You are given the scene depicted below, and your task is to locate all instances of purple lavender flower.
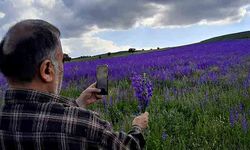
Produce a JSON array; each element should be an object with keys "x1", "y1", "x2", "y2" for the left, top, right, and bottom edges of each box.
[
  {"x1": 241, "y1": 113, "x2": 248, "y2": 133},
  {"x1": 239, "y1": 103, "x2": 244, "y2": 112},
  {"x1": 102, "y1": 96, "x2": 108, "y2": 112},
  {"x1": 162, "y1": 131, "x2": 168, "y2": 141},
  {"x1": 208, "y1": 72, "x2": 218, "y2": 83},
  {"x1": 229, "y1": 103, "x2": 249, "y2": 134},
  {"x1": 164, "y1": 88, "x2": 170, "y2": 101},
  {"x1": 229, "y1": 108, "x2": 236, "y2": 127},
  {"x1": 235, "y1": 110, "x2": 239, "y2": 122},
  {"x1": 243, "y1": 78, "x2": 250, "y2": 97},
  {"x1": 131, "y1": 73, "x2": 153, "y2": 112},
  {"x1": 109, "y1": 96, "x2": 113, "y2": 106}
]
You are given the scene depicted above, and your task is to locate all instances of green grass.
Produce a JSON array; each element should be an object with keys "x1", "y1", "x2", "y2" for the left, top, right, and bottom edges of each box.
[
  {"x1": 201, "y1": 31, "x2": 250, "y2": 43},
  {"x1": 71, "y1": 50, "x2": 144, "y2": 62},
  {"x1": 71, "y1": 48, "x2": 167, "y2": 62}
]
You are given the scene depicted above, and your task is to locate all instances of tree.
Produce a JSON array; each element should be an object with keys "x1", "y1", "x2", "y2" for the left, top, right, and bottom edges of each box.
[
  {"x1": 128, "y1": 48, "x2": 136, "y2": 53},
  {"x1": 63, "y1": 53, "x2": 71, "y2": 62}
]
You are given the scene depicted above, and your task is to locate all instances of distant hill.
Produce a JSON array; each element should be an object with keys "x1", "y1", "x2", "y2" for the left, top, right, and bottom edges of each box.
[
  {"x1": 71, "y1": 31, "x2": 250, "y2": 61},
  {"x1": 72, "y1": 50, "x2": 143, "y2": 62},
  {"x1": 201, "y1": 31, "x2": 250, "y2": 43},
  {"x1": 72, "y1": 48, "x2": 161, "y2": 61}
]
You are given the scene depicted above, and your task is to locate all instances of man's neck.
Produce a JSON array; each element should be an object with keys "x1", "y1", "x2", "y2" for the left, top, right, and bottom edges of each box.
[{"x1": 8, "y1": 80, "x2": 54, "y2": 94}]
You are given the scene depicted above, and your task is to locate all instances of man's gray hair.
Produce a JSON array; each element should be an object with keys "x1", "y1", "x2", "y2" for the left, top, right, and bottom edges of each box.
[{"x1": 0, "y1": 19, "x2": 61, "y2": 82}]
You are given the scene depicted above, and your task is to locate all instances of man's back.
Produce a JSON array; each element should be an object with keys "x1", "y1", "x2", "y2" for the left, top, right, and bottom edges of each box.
[{"x1": 0, "y1": 89, "x2": 145, "y2": 150}]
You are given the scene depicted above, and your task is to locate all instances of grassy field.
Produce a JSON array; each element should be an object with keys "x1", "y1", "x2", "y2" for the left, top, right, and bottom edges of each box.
[
  {"x1": 72, "y1": 48, "x2": 165, "y2": 62},
  {"x1": 201, "y1": 31, "x2": 250, "y2": 43}
]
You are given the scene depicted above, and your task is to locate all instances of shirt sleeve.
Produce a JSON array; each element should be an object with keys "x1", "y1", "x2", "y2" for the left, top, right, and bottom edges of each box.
[
  {"x1": 69, "y1": 101, "x2": 146, "y2": 149},
  {"x1": 97, "y1": 115, "x2": 146, "y2": 150},
  {"x1": 67, "y1": 99, "x2": 79, "y2": 107}
]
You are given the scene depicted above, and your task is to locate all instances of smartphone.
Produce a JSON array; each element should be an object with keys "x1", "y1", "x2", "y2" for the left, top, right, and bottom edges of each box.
[{"x1": 96, "y1": 65, "x2": 108, "y2": 95}]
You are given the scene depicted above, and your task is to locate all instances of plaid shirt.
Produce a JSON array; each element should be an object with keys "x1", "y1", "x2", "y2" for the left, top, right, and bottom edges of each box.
[{"x1": 0, "y1": 89, "x2": 145, "y2": 150}]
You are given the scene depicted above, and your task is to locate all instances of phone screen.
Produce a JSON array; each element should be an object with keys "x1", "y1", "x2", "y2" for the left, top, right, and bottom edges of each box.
[{"x1": 96, "y1": 65, "x2": 108, "y2": 95}]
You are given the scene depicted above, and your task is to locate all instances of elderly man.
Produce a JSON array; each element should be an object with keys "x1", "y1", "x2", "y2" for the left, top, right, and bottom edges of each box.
[{"x1": 0, "y1": 19, "x2": 148, "y2": 150}]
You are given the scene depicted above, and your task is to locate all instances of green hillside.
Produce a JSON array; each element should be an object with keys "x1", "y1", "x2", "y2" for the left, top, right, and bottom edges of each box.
[
  {"x1": 71, "y1": 31, "x2": 250, "y2": 61},
  {"x1": 72, "y1": 48, "x2": 162, "y2": 61},
  {"x1": 72, "y1": 50, "x2": 144, "y2": 62},
  {"x1": 201, "y1": 31, "x2": 250, "y2": 43}
]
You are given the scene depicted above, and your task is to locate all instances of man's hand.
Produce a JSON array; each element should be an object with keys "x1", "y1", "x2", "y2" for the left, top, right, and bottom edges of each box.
[
  {"x1": 132, "y1": 112, "x2": 149, "y2": 130},
  {"x1": 76, "y1": 82, "x2": 102, "y2": 108}
]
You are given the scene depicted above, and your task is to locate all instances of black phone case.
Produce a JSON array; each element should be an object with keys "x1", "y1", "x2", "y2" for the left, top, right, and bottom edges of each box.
[{"x1": 96, "y1": 65, "x2": 108, "y2": 95}]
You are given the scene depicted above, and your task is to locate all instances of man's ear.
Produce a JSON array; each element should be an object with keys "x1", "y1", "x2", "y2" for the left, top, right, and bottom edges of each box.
[{"x1": 39, "y1": 59, "x2": 55, "y2": 82}]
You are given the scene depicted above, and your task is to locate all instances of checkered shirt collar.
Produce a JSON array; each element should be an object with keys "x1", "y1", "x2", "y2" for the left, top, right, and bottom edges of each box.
[{"x1": 4, "y1": 89, "x2": 70, "y2": 105}]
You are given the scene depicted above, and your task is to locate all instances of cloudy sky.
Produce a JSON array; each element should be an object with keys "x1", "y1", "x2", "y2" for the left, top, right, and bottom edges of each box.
[{"x1": 0, "y1": 0, "x2": 250, "y2": 57}]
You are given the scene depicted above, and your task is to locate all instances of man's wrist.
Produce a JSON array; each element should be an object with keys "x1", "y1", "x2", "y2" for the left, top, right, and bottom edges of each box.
[
  {"x1": 71, "y1": 99, "x2": 79, "y2": 107},
  {"x1": 132, "y1": 125, "x2": 143, "y2": 132},
  {"x1": 129, "y1": 125, "x2": 146, "y2": 149},
  {"x1": 75, "y1": 98, "x2": 85, "y2": 108}
]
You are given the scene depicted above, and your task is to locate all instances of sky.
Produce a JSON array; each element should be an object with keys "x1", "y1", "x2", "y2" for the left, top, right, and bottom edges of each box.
[{"x1": 0, "y1": 0, "x2": 250, "y2": 58}]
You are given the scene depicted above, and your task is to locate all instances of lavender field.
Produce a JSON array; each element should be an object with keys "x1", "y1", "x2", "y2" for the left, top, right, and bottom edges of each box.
[{"x1": 1, "y1": 39, "x2": 250, "y2": 149}]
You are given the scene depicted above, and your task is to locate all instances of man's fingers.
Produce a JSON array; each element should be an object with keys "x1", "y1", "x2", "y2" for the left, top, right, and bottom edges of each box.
[
  {"x1": 89, "y1": 82, "x2": 97, "y2": 88},
  {"x1": 95, "y1": 94, "x2": 102, "y2": 99},
  {"x1": 143, "y1": 112, "x2": 149, "y2": 116},
  {"x1": 86, "y1": 88, "x2": 101, "y2": 93}
]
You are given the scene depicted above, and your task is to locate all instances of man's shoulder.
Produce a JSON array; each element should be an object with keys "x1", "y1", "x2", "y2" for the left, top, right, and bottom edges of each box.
[
  {"x1": 51, "y1": 101, "x2": 100, "y2": 120},
  {"x1": 0, "y1": 101, "x2": 108, "y2": 135},
  {"x1": 48, "y1": 102, "x2": 110, "y2": 135}
]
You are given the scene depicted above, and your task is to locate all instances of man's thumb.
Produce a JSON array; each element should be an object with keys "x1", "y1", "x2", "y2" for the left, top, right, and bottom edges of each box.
[
  {"x1": 87, "y1": 88, "x2": 101, "y2": 93},
  {"x1": 144, "y1": 112, "x2": 149, "y2": 116}
]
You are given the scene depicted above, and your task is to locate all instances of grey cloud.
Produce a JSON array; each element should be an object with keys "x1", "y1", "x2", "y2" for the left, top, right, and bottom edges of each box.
[
  {"x1": 57, "y1": 0, "x2": 158, "y2": 37},
  {"x1": 0, "y1": 1, "x2": 21, "y2": 37},
  {"x1": 63, "y1": 0, "x2": 156, "y2": 28},
  {"x1": 58, "y1": 0, "x2": 250, "y2": 36},
  {"x1": 157, "y1": 0, "x2": 250, "y2": 25}
]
